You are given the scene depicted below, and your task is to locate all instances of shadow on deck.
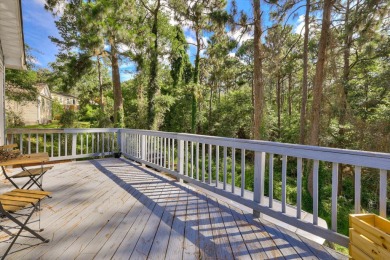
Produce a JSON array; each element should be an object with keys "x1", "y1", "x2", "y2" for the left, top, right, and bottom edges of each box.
[{"x1": 0, "y1": 158, "x2": 347, "y2": 259}]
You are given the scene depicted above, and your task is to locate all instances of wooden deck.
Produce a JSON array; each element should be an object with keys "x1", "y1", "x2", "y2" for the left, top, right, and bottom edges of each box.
[{"x1": 0, "y1": 158, "x2": 347, "y2": 259}]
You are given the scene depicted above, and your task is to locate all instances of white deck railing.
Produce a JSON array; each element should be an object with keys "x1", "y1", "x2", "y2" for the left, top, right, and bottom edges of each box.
[{"x1": 6, "y1": 128, "x2": 390, "y2": 247}]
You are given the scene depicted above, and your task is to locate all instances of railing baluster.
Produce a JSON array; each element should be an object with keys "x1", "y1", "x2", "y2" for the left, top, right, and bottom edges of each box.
[
  {"x1": 141, "y1": 134, "x2": 146, "y2": 164},
  {"x1": 216, "y1": 145, "x2": 219, "y2": 187},
  {"x1": 380, "y1": 169, "x2": 387, "y2": 217},
  {"x1": 160, "y1": 137, "x2": 163, "y2": 166},
  {"x1": 20, "y1": 134, "x2": 23, "y2": 154},
  {"x1": 151, "y1": 135, "x2": 154, "y2": 163},
  {"x1": 282, "y1": 155, "x2": 287, "y2": 213},
  {"x1": 168, "y1": 138, "x2": 171, "y2": 169},
  {"x1": 208, "y1": 144, "x2": 212, "y2": 184},
  {"x1": 196, "y1": 142, "x2": 199, "y2": 180},
  {"x1": 331, "y1": 162, "x2": 338, "y2": 231},
  {"x1": 28, "y1": 133, "x2": 31, "y2": 154},
  {"x1": 297, "y1": 157, "x2": 302, "y2": 219},
  {"x1": 223, "y1": 146, "x2": 227, "y2": 190},
  {"x1": 44, "y1": 133, "x2": 46, "y2": 153},
  {"x1": 232, "y1": 148, "x2": 236, "y2": 193},
  {"x1": 241, "y1": 149, "x2": 245, "y2": 197},
  {"x1": 155, "y1": 136, "x2": 157, "y2": 164},
  {"x1": 36, "y1": 133, "x2": 39, "y2": 153},
  {"x1": 191, "y1": 142, "x2": 194, "y2": 178},
  {"x1": 354, "y1": 166, "x2": 361, "y2": 213},
  {"x1": 154, "y1": 136, "x2": 157, "y2": 164},
  {"x1": 72, "y1": 134, "x2": 77, "y2": 157},
  {"x1": 164, "y1": 138, "x2": 167, "y2": 168},
  {"x1": 65, "y1": 134, "x2": 68, "y2": 156},
  {"x1": 254, "y1": 151, "x2": 265, "y2": 218},
  {"x1": 202, "y1": 143, "x2": 205, "y2": 182},
  {"x1": 313, "y1": 160, "x2": 319, "y2": 225},
  {"x1": 81, "y1": 134, "x2": 83, "y2": 154},
  {"x1": 51, "y1": 134, "x2": 53, "y2": 157},
  {"x1": 102, "y1": 133, "x2": 105, "y2": 155},
  {"x1": 149, "y1": 136, "x2": 152, "y2": 161},
  {"x1": 185, "y1": 140, "x2": 188, "y2": 176},
  {"x1": 172, "y1": 139, "x2": 175, "y2": 170},
  {"x1": 106, "y1": 133, "x2": 109, "y2": 153},
  {"x1": 58, "y1": 133, "x2": 61, "y2": 157},
  {"x1": 156, "y1": 136, "x2": 158, "y2": 164},
  {"x1": 269, "y1": 154, "x2": 274, "y2": 208},
  {"x1": 86, "y1": 134, "x2": 89, "y2": 154},
  {"x1": 152, "y1": 136, "x2": 155, "y2": 164},
  {"x1": 92, "y1": 133, "x2": 95, "y2": 153},
  {"x1": 178, "y1": 139, "x2": 184, "y2": 182}
]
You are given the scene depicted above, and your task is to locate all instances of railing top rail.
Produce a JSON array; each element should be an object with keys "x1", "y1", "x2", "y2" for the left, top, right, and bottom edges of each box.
[
  {"x1": 122, "y1": 129, "x2": 390, "y2": 170},
  {"x1": 6, "y1": 128, "x2": 390, "y2": 169},
  {"x1": 6, "y1": 128, "x2": 120, "y2": 134}
]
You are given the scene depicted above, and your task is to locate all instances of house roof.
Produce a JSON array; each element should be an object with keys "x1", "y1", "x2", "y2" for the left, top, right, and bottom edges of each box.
[
  {"x1": 51, "y1": 92, "x2": 79, "y2": 99},
  {"x1": 0, "y1": 0, "x2": 26, "y2": 70},
  {"x1": 5, "y1": 83, "x2": 51, "y2": 100}
]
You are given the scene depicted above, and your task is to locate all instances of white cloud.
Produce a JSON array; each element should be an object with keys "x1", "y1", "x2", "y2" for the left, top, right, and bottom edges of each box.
[
  {"x1": 30, "y1": 57, "x2": 42, "y2": 66},
  {"x1": 185, "y1": 35, "x2": 197, "y2": 46},
  {"x1": 117, "y1": 43, "x2": 130, "y2": 53},
  {"x1": 227, "y1": 28, "x2": 253, "y2": 45},
  {"x1": 294, "y1": 15, "x2": 305, "y2": 35}
]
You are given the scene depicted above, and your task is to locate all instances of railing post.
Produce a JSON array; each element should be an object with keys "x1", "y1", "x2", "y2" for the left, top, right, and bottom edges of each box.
[
  {"x1": 177, "y1": 138, "x2": 184, "y2": 183},
  {"x1": 71, "y1": 133, "x2": 77, "y2": 157},
  {"x1": 117, "y1": 129, "x2": 122, "y2": 152},
  {"x1": 253, "y1": 151, "x2": 265, "y2": 218},
  {"x1": 141, "y1": 134, "x2": 146, "y2": 166},
  {"x1": 380, "y1": 169, "x2": 387, "y2": 217}
]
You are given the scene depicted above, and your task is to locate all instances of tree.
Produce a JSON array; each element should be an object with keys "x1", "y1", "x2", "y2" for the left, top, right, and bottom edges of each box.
[
  {"x1": 169, "y1": 0, "x2": 227, "y2": 133},
  {"x1": 300, "y1": 0, "x2": 310, "y2": 144},
  {"x1": 5, "y1": 45, "x2": 39, "y2": 102},
  {"x1": 252, "y1": 0, "x2": 265, "y2": 140},
  {"x1": 308, "y1": 0, "x2": 334, "y2": 196}
]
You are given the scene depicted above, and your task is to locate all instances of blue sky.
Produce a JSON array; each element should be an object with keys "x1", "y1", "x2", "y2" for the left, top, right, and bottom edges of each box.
[{"x1": 22, "y1": 0, "x2": 301, "y2": 82}]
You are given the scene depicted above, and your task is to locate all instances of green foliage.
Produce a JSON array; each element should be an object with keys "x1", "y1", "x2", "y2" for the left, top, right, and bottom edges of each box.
[
  {"x1": 6, "y1": 111, "x2": 25, "y2": 128},
  {"x1": 52, "y1": 100, "x2": 65, "y2": 120},
  {"x1": 59, "y1": 110, "x2": 78, "y2": 128}
]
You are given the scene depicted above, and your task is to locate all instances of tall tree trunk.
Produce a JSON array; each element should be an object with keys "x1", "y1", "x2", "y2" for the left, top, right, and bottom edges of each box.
[
  {"x1": 277, "y1": 76, "x2": 281, "y2": 138},
  {"x1": 147, "y1": 2, "x2": 160, "y2": 130},
  {"x1": 288, "y1": 73, "x2": 292, "y2": 117},
  {"x1": 308, "y1": 0, "x2": 333, "y2": 197},
  {"x1": 97, "y1": 55, "x2": 104, "y2": 112},
  {"x1": 252, "y1": 0, "x2": 264, "y2": 140},
  {"x1": 110, "y1": 42, "x2": 124, "y2": 127},
  {"x1": 300, "y1": 0, "x2": 310, "y2": 145},
  {"x1": 192, "y1": 28, "x2": 201, "y2": 134},
  {"x1": 208, "y1": 85, "x2": 213, "y2": 134},
  {"x1": 338, "y1": 0, "x2": 352, "y2": 195}
]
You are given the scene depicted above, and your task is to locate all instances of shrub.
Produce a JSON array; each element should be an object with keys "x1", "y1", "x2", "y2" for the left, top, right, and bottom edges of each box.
[
  {"x1": 59, "y1": 110, "x2": 77, "y2": 128},
  {"x1": 52, "y1": 100, "x2": 64, "y2": 120},
  {"x1": 6, "y1": 111, "x2": 25, "y2": 127}
]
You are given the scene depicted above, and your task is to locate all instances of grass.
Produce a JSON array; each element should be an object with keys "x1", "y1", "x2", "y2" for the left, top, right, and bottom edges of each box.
[{"x1": 22, "y1": 120, "x2": 91, "y2": 129}]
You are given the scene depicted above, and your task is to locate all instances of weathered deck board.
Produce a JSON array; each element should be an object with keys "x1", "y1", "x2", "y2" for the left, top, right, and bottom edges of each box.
[{"x1": 0, "y1": 158, "x2": 348, "y2": 259}]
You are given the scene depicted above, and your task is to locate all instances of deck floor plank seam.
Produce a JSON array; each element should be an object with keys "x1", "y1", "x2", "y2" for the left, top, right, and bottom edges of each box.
[{"x1": 147, "y1": 183, "x2": 182, "y2": 259}]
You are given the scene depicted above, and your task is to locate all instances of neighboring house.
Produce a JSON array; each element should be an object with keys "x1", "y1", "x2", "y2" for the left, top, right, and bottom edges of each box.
[
  {"x1": 0, "y1": 0, "x2": 26, "y2": 145},
  {"x1": 6, "y1": 83, "x2": 52, "y2": 125},
  {"x1": 51, "y1": 92, "x2": 79, "y2": 111}
]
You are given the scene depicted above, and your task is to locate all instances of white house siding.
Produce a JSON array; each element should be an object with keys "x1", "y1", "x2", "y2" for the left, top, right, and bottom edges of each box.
[
  {"x1": 5, "y1": 85, "x2": 52, "y2": 125},
  {"x1": 6, "y1": 100, "x2": 39, "y2": 125},
  {"x1": 51, "y1": 92, "x2": 79, "y2": 110},
  {"x1": 0, "y1": 44, "x2": 5, "y2": 145}
]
